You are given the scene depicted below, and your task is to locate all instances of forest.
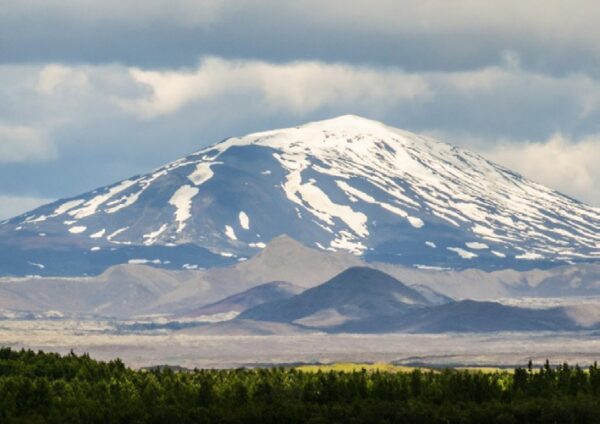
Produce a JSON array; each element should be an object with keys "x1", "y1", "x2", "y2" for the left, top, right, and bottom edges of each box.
[{"x1": 1, "y1": 348, "x2": 600, "y2": 423}]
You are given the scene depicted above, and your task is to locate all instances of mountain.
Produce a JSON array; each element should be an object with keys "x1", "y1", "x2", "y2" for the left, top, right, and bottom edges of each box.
[
  {"x1": 0, "y1": 264, "x2": 192, "y2": 317},
  {"x1": 0, "y1": 236, "x2": 362, "y2": 318},
  {"x1": 238, "y1": 267, "x2": 590, "y2": 333},
  {"x1": 239, "y1": 267, "x2": 431, "y2": 329},
  {"x1": 2, "y1": 115, "x2": 599, "y2": 276},
  {"x1": 180, "y1": 281, "x2": 303, "y2": 318},
  {"x1": 2, "y1": 234, "x2": 600, "y2": 319},
  {"x1": 376, "y1": 262, "x2": 600, "y2": 300},
  {"x1": 365, "y1": 300, "x2": 580, "y2": 333},
  {"x1": 205, "y1": 235, "x2": 363, "y2": 289},
  {"x1": 143, "y1": 235, "x2": 365, "y2": 315}
]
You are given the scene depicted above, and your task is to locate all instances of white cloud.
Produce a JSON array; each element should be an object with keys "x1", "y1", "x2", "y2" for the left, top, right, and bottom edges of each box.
[
  {"x1": 115, "y1": 57, "x2": 600, "y2": 122},
  {"x1": 0, "y1": 195, "x2": 53, "y2": 220},
  {"x1": 119, "y1": 57, "x2": 431, "y2": 118},
  {"x1": 0, "y1": 125, "x2": 56, "y2": 163},
  {"x1": 482, "y1": 134, "x2": 600, "y2": 206},
  {"x1": 36, "y1": 64, "x2": 89, "y2": 94}
]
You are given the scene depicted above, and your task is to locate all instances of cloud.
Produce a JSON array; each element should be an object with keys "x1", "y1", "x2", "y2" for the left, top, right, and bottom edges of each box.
[
  {"x1": 0, "y1": 125, "x2": 56, "y2": 163},
  {"x1": 116, "y1": 58, "x2": 600, "y2": 143},
  {"x1": 36, "y1": 64, "x2": 89, "y2": 95},
  {"x1": 119, "y1": 58, "x2": 432, "y2": 118},
  {"x1": 4, "y1": 0, "x2": 233, "y2": 27},
  {"x1": 5, "y1": 0, "x2": 600, "y2": 78},
  {"x1": 481, "y1": 134, "x2": 600, "y2": 206},
  {"x1": 0, "y1": 195, "x2": 53, "y2": 221},
  {"x1": 2, "y1": 58, "x2": 600, "y2": 207}
]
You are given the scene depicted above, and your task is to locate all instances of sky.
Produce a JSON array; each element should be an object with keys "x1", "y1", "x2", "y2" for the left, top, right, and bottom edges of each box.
[{"x1": 2, "y1": 0, "x2": 600, "y2": 219}]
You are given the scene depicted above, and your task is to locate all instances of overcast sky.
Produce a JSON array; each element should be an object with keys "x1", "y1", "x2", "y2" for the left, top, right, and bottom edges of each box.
[{"x1": 2, "y1": 0, "x2": 600, "y2": 219}]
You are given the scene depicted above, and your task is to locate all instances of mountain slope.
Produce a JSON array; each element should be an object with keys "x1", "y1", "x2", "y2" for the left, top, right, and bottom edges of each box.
[
  {"x1": 372, "y1": 301, "x2": 579, "y2": 333},
  {"x1": 0, "y1": 264, "x2": 191, "y2": 317},
  {"x1": 180, "y1": 281, "x2": 303, "y2": 318},
  {"x1": 205, "y1": 235, "x2": 363, "y2": 289},
  {"x1": 239, "y1": 267, "x2": 430, "y2": 329},
  {"x1": 2, "y1": 115, "x2": 599, "y2": 276}
]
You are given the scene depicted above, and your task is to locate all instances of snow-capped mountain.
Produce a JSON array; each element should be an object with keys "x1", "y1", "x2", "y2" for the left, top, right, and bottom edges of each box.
[{"x1": 2, "y1": 115, "x2": 599, "y2": 276}]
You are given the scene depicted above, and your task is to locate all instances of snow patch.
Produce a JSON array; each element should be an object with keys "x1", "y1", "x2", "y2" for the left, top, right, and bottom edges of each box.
[
  {"x1": 447, "y1": 247, "x2": 478, "y2": 259},
  {"x1": 224, "y1": 225, "x2": 237, "y2": 240},
  {"x1": 414, "y1": 264, "x2": 449, "y2": 270},
  {"x1": 52, "y1": 199, "x2": 84, "y2": 216},
  {"x1": 330, "y1": 230, "x2": 366, "y2": 254},
  {"x1": 425, "y1": 241, "x2": 436, "y2": 248},
  {"x1": 466, "y1": 242, "x2": 489, "y2": 250},
  {"x1": 68, "y1": 226, "x2": 87, "y2": 234},
  {"x1": 407, "y1": 216, "x2": 425, "y2": 228},
  {"x1": 188, "y1": 162, "x2": 219, "y2": 186},
  {"x1": 336, "y1": 180, "x2": 424, "y2": 229},
  {"x1": 107, "y1": 227, "x2": 129, "y2": 242},
  {"x1": 30, "y1": 215, "x2": 47, "y2": 223},
  {"x1": 143, "y1": 224, "x2": 168, "y2": 245},
  {"x1": 516, "y1": 251, "x2": 545, "y2": 260},
  {"x1": 128, "y1": 259, "x2": 162, "y2": 265},
  {"x1": 105, "y1": 170, "x2": 166, "y2": 214},
  {"x1": 69, "y1": 179, "x2": 137, "y2": 219},
  {"x1": 239, "y1": 211, "x2": 250, "y2": 230},
  {"x1": 90, "y1": 229, "x2": 106, "y2": 239},
  {"x1": 274, "y1": 154, "x2": 368, "y2": 238},
  {"x1": 168, "y1": 185, "x2": 199, "y2": 233},
  {"x1": 249, "y1": 242, "x2": 266, "y2": 248}
]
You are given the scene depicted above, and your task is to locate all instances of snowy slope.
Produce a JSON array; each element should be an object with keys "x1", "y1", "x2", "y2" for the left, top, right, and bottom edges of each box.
[{"x1": 1, "y1": 115, "x2": 599, "y2": 276}]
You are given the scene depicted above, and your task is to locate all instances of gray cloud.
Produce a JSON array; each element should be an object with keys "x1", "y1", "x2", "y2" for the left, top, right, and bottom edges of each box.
[{"x1": 3, "y1": 0, "x2": 600, "y2": 77}]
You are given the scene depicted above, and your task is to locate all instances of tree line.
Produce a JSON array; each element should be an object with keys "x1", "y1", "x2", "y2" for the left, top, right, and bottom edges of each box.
[{"x1": 1, "y1": 347, "x2": 600, "y2": 423}]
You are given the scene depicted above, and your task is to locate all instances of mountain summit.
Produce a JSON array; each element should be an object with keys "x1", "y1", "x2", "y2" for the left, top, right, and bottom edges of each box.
[{"x1": 2, "y1": 115, "x2": 599, "y2": 276}]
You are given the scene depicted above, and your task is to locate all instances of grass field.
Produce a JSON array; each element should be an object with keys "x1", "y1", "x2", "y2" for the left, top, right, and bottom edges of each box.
[
  {"x1": 295, "y1": 362, "x2": 514, "y2": 374},
  {"x1": 296, "y1": 362, "x2": 425, "y2": 373}
]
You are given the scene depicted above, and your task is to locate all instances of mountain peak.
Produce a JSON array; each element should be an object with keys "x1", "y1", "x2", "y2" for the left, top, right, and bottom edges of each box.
[
  {"x1": 235, "y1": 114, "x2": 414, "y2": 153},
  {"x1": 261, "y1": 234, "x2": 307, "y2": 252},
  {"x1": 304, "y1": 114, "x2": 388, "y2": 130}
]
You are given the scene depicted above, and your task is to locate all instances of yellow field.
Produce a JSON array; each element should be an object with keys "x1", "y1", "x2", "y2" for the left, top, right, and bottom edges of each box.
[
  {"x1": 295, "y1": 363, "x2": 513, "y2": 374},
  {"x1": 455, "y1": 366, "x2": 514, "y2": 374},
  {"x1": 295, "y1": 363, "x2": 421, "y2": 373}
]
